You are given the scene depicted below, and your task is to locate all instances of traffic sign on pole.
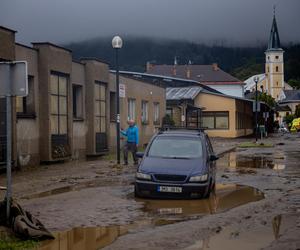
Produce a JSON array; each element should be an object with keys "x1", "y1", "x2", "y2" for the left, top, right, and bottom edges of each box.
[
  {"x1": 0, "y1": 61, "x2": 28, "y2": 97},
  {"x1": 0, "y1": 61, "x2": 27, "y2": 224}
]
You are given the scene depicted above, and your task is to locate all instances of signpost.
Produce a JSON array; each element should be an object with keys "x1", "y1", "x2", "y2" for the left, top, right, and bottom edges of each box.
[
  {"x1": 119, "y1": 83, "x2": 126, "y2": 98},
  {"x1": 0, "y1": 61, "x2": 27, "y2": 223}
]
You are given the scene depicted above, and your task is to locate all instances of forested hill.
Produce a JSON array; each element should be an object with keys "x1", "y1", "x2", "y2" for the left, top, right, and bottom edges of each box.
[{"x1": 64, "y1": 37, "x2": 300, "y2": 87}]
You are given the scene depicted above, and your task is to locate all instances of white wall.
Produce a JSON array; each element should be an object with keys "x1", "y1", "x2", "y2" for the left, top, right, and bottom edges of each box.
[{"x1": 207, "y1": 84, "x2": 244, "y2": 98}]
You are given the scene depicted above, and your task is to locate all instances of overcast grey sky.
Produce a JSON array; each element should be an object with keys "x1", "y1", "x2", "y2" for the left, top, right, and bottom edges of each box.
[{"x1": 0, "y1": 0, "x2": 299, "y2": 46}]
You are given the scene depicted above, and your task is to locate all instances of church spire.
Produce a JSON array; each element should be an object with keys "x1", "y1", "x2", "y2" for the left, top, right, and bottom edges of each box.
[{"x1": 267, "y1": 6, "x2": 281, "y2": 51}]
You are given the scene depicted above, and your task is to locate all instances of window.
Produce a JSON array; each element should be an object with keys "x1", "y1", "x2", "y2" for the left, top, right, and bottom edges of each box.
[
  {"x1": 276, "y1": 66, "x2": 279, "y2": 72},
  {"x1": 275, "y1": 56, "x2": 279, "y2": 59},
  {"x1": 94, "y1": 82, "x2": 106, "y2": 133},
  {"x1": 128, "y1": 98, "x2": 136, "y2": 120},
  {"x1": 72, "y1": 85, "x2": 83, "y2": 119},
  {"x1": 153, "y1": 102, "x2": 160, "y2": 125},
  {"x1": 50, "y1": 73, "x2": 68, "y2": 135},
  {"x1": 148, "y1": 137, "x2": 203, "y2": 159},
  {"x1": 110, "y1": 92, "x2": 116, "y2": 122},
  {"x1": 16, "y1": 76, "x2": 35, "y2": 117},
  {"x1": 141, "y1": 101, "x2": 149, "y2": 124},
  {"x1": 166, "y1": 108, "x2": 173, "y2": 118},
  {"x1": 202, "y1": 112, "x2": 229, "y2": 129}
]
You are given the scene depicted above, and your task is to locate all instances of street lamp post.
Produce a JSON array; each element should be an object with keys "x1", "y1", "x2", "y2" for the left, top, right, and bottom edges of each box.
[
  {"x1": 112, "y1": 36, "x2": 123, "y2": 164},
  {"x1": 254, "y1": 76, "x2": 259, "y2": 143}
]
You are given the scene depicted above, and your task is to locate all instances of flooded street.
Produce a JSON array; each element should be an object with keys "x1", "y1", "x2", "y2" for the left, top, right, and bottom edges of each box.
[{"x1": 0, "y1": 134, "x2": 300, "y2": 249}]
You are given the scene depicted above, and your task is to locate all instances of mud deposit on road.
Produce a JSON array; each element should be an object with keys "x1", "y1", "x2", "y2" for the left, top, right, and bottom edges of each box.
[
  {"x1": 184, "y1": 215, "x2": 288, "y2": 250},
  {"x1": 37, "y1": 184, "x2": 263, "y2": 250}
]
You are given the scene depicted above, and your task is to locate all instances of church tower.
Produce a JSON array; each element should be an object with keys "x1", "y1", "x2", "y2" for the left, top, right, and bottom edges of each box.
[{"x1": 265, "y1": 9, "x2": 284, "y2": 101}]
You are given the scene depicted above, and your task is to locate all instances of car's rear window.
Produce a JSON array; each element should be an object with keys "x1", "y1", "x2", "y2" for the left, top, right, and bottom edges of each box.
[{"x1": 148, "y1": 136, "x2": 203, "y2": 159}]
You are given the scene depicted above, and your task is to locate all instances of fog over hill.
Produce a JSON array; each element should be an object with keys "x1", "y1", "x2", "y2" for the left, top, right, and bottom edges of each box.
[{"x1": 64, "y1": 37, "x2": 300, "y2": 85}]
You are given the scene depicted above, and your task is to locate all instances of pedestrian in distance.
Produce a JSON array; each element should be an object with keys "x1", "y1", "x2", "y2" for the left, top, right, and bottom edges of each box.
[{"x1": 121, "y1": 119, "x2": 139, "y2": 165}]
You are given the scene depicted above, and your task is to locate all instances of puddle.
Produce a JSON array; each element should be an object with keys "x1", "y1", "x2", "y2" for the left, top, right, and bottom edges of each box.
[
  {"x1": 184, "y1": 214, "x2": 290, "y2": 250},
  {"x1": 38, "y1": 224, "x2": 128, "y2": 250},
  {"x1": 37, "y1": 184, "x2": 264, "y2": 250},
  {"x1": 217, "y1": 151, "x2": 286, "y2": 171},
  {"x1": 137, "y1": 184, "x2": 264, "y2": 217}
]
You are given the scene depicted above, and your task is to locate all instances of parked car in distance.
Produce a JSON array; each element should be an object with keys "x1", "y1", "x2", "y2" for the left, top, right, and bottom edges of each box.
[{"x1": 134, "y1": 128, "x2": 218, "y2": 199}]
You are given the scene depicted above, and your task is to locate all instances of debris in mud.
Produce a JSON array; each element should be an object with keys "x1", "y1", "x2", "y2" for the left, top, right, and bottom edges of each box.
[
  {"x1": 221, "y1": 174, "x2": 229, "y2": 178},
  {"x1": 230, "y1": 230, "x2": 239, "y2": 238},
  {"x1": 0, "y1": 199, "x2": 54, "y2": 240},
  {"x1": 237, "y1": 169, "x2": 257, "y2": 175},
  {"x1": 215, "y1": 226, "x2": 222, "y2": 233}
]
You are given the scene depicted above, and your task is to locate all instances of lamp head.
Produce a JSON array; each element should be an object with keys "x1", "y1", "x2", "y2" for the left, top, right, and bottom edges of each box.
[{"x1": 112, "y1": 36, "x2": 123, "y2": 49}]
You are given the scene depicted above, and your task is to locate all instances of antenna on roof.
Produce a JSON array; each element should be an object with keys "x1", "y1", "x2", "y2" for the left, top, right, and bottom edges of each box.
[{"x1": 273, "y1": 4, "x2": 276, "y2": 16}]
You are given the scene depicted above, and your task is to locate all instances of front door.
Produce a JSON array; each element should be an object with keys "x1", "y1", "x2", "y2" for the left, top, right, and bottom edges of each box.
[
  {"x1": 186, "y1": 108, "x2": 201, "y2": 128},
  {"x1": 94, "y1": 82, "x2": 108, "y2": 153}
]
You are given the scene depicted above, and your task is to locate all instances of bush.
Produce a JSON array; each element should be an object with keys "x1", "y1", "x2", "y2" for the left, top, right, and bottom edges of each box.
[
  {"x1": 284, "y1": 114, "x2": 295, "y2": 128},
  {"x1": 162, "y1": 114, "x2": 175, "y2": 126}
]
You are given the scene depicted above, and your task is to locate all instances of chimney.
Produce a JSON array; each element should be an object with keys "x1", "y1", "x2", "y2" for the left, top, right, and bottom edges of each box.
[
  {"x1": 212, "y1": 63, "x2": 219, "y2": 71},
  {"x1": 173, "y1": 65, "x2": 177, "y2": 76},
  {"x1": 186, "y1": 60, "x2": 192, "y2": 78},
  {"x1": 146, "y1": 61, "x2": 154, "y2": 72},
  {"x1": 186, "y1": 68, "x2": 191, "y2": 78},
  {"x1": 172, "y1": 56, "x2": 178, "y2": 76}
]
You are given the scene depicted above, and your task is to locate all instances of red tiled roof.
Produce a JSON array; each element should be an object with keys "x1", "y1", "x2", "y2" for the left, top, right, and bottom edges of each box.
[{"x1": 147, "y1": 64, "x2": 242, "y2": 84}]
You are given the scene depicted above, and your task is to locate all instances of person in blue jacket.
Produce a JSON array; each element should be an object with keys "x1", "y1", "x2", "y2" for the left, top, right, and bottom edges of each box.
[{"x1": 121, "y1": 119, "x2": 139, "y2": 165}]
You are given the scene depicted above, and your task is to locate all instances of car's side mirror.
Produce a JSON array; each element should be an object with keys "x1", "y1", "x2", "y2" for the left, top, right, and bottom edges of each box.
[
  {"x1": 210, "y1": 155, "x2": 219, "y2": 161},
  {"x1": 136, "y1": 152, "x2": 144, "y2": 158}
]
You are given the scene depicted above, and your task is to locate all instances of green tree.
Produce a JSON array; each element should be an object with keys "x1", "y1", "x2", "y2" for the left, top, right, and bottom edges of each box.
[
  {"x1": 257, "y1": 92, "x2": 276, "y2": 108},
  {"x1": 283, "y1": 114, "x2": 295, "y2": 127},
  {"x1": 288, "y1": 79, "x2": 300, "y2": 89}
]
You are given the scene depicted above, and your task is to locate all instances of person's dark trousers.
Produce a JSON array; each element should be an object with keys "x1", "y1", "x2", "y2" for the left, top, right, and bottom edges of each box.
[{"x1": 124, "y1": 142, "x2": 138, "y2": 164}]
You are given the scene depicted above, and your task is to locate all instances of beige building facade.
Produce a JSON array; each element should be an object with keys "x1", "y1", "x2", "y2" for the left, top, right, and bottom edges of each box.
[
  {"x1": 0, "y1": 26, "x2": 166, "y2": 167},
  {"x1": 109, "y1": 74, "x2": 166, "y2": 149},
  {"x1": 166, "y1": 87, "x2": 253, "y2": 138}
]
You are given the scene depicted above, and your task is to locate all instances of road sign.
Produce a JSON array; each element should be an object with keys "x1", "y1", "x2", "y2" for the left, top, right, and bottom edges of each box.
[
  {"x1": 0, "y1": 61, "x2": 28, "y2": 97},
  {"x1": 119, "y1": 83, "x2": 125, "y2": 98}
]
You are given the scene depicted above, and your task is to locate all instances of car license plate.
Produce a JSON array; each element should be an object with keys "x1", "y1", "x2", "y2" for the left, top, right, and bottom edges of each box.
[{"x1": 157, "y1": 186, "x2": 182, "y2": 193}]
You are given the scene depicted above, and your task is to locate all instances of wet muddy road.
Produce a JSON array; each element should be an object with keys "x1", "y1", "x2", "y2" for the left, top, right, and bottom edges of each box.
[{"x1": 1, "y1": 134, "x2": 300, "y2": 249}]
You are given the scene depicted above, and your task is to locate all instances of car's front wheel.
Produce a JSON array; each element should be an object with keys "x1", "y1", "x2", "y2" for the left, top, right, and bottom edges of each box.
[
  {"x1": 203, "y1": 180, "x2": 213, "y2": 199},
  {"x1": 134, "y1": 185, "x2": 142, "y2": 198}
]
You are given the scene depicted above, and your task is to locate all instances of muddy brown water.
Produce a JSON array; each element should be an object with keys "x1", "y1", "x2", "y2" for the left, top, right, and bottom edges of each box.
[
  {"x1": 184, "y1": 214, "x2": 292, "y2": 250},
  {"x1": 217, "y1": 151, "x2": 286, "y2": 171},
  {"x1": 38, "y1": 184, "x2": 264, "y2": 250}
]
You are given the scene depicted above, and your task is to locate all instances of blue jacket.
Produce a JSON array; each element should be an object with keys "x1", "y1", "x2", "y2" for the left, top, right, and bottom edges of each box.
[{"x1": 121, "y1": 126, "x2": 139, "y2": 144}]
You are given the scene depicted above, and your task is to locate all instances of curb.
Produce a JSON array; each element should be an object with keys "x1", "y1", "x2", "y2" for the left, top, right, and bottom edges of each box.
[{"x1": 216, "y1": 146, "x2": 236, "y2": 157}]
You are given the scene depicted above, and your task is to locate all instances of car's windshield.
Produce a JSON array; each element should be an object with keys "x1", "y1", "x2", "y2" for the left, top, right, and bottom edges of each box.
[{"x1": 148, "y1": 136, "x2": 203, "y2": 159}]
